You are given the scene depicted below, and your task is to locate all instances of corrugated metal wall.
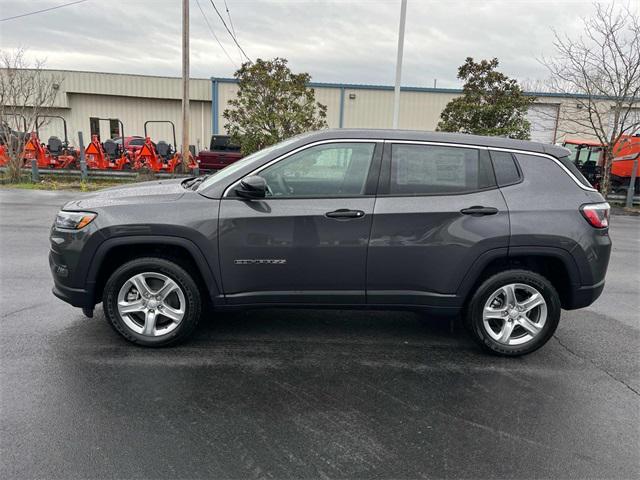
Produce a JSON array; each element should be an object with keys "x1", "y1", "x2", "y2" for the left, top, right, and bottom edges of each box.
[
  {"x1": 215, "y1": 82, "x2": 457, "y2": 131},
  {"x1": 37, "y1": 94, "x2": 211, "y2": 151},
  {"x1": 341, "y1": 89, "x2": 458, "y2": 130},
  {"x1": 59, "y1": 70, "x2": 211, "y2": 100}
]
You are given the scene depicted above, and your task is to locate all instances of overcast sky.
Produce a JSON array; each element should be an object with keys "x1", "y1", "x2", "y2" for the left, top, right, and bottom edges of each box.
[{"x1": 0, "y1": 0, "x2": 632, "y2": 88}]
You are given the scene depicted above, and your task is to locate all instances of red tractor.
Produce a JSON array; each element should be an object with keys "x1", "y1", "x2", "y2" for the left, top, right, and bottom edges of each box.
[
  {"x1": 0, "y1": 143, "x2": 7, "y2": 167},
  {"x1": 22, "y1": 131, "x2": 49, "y2": 168},
  {"x1": 84, "y1": 118, "x2": 132, "y2": 170},
  {"x1": 133, "y1": 120, "x2": 197, "y2": 173},
  {"x1": 23, "y1": 115, "x2": 78, "y2": 169},
  {"x1": 563, "y1": 135, "x2": 640, "y2": 192}
]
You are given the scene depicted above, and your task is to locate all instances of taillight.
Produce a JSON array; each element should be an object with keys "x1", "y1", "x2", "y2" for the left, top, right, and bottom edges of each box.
[{"x1": 580, "y1": 203, "x2": 610, "y2": 228}]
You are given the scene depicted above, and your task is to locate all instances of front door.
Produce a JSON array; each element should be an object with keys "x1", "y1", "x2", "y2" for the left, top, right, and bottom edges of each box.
[{"x1": 219, "y1": 141, "x2": 382, "y2": 305}]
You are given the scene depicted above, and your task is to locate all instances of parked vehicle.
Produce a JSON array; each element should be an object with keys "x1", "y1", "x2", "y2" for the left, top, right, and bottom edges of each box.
[
  {"x1": 133, "y1": 120, "x2": 198, "y2": 173},
  {"x1": 196, "y1": 135, "x2": 243, "y2": 171},
  {"x1": 23, "y1": 115, "x2": 78, "y2": 169},
  {"x1": 84, "y1": 119, "x2": 131, "y2": 170},
  {"x1": 563, "y1": 134, "x2": 640, "y2": 191},
  {"x1": 609, "y1": 135, "x2": 640, "y2": 193},
  {"x1": 562, "y1": 138, "x2": 604, "y2": 189},
  {"x1": 50, "y1": 129, "x2": 611, "y2": 356},
  {"x1": 113, "y1": 136, "x2": 147, "y2": 154}
]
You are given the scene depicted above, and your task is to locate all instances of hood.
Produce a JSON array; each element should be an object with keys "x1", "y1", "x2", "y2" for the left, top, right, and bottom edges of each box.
[{"x1": 63, "y1": 178, "x2": 188, "y2": 210}]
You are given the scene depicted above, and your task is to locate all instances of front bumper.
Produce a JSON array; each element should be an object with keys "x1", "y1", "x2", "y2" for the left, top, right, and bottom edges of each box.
[
  {"x1": 52, "y1": 282, "x2": 93, "y2": 308},
  {"x1": 49, "y1": 251, "x2": 94, "y2": 308}
]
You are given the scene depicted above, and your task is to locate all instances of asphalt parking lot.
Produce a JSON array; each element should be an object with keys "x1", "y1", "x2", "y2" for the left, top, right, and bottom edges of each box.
[{"x1": 1, "y1": 188, "x2": 638, "y2": 480}]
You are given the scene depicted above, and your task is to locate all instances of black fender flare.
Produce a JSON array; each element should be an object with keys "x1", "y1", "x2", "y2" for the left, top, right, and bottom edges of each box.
[
  {"x1": 456, "y1": 246, "x2": 582, "y2": 304},
  {"x1": 84, "y1": 235, "x2": 221, "y2": 304},
  {"x1": 508, "y1": 246, "x2": 582, "y2": 285}
]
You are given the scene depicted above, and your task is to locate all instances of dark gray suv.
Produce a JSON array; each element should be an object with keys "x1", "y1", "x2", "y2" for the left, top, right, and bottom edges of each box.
[{"x1": 49, "y1": 129, "x2": 611, "y2": 355}]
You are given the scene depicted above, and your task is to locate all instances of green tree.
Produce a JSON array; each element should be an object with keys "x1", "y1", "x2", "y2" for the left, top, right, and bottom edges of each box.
[
  {"x1": 437, "y1": 57, "x2": 535, "y2": 139},
  {"x1": 223, "y1": 58, "x2": 328, "y2": 155}
]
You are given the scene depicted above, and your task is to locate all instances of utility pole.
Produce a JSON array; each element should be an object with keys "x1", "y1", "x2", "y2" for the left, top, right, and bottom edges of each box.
[
  {"x1": 181, "y1": 0, "x2": 190, "y2": 173},
  {"x1": 626, "y1": 156, "x2": 638, "y2": 208},
  {"x1": 392, "y1": 0, "x2": 407, "y2": 129}
]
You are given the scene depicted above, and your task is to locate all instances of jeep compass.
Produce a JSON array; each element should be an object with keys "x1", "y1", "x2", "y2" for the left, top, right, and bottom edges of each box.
[{"x1": 49, "y1": 129, "x2": 611, "y2": 355}]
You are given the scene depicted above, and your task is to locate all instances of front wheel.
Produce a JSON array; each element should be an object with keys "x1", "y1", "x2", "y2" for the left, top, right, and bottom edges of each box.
[
  {"x1": 103, "y1": 257, "x2": 202, "y2": 347},
  {"x1": 466, "y1": 270, "x2": 561, "y2": 356}
]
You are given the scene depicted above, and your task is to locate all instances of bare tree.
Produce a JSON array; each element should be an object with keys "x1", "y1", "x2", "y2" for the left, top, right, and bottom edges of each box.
[
  {"x1": 0, "y1": 49, "x2": 62, "y2": 182},
  {"x1": 542, "y1": 2, "x2": 640, "y2": 195}
]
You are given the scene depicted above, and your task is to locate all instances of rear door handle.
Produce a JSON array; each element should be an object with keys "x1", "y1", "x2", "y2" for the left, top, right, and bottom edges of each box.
[
  {"x1": 325, "y1": 209, "x2": 365, "y2": 219},
  {"x1": 460, "y1": 206, "x2": 499, "y2": 216}
]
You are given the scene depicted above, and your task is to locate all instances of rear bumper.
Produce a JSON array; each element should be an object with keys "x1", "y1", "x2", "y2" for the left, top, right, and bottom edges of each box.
[{"x1": 564, "y1": 279, "x2": 605, "y2": 310}]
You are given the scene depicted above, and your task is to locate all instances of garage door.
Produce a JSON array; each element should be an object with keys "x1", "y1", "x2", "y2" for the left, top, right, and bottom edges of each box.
[
  {"x1": 527, "y1": 103, "x2": 559, "y2": 144},
  {"x1": 609, "y1": 108, "x2": 640, "y2": 136}
]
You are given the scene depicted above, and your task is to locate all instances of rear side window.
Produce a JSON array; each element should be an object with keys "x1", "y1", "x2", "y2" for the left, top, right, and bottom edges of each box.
[
  {"x1": 556, "y1": 155, "x2": 594, "y2": 188},
  {"x1": 389, "y1": 144, "x2": 495, "y2": 195},
  {"x1": 490, "y1": 151, "x2": 522, "y2": 186}
]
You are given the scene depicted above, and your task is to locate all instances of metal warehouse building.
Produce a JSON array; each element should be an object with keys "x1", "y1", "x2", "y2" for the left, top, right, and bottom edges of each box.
[{"x1": 27, "y1": 69, "x2": 623, "y2": 150}]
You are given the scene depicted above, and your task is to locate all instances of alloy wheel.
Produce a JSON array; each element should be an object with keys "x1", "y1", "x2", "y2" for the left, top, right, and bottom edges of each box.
[
  {"x1": 482, "y1": 283, "x2": 547, "y2": 346},
  {"x1": 116, "y1": 272, "x2": 186, "y2": 337}
]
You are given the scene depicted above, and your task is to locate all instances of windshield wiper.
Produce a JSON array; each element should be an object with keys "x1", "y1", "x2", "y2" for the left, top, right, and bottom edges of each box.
[
  {"x1": 181, "y1": 177, "x2": 198, "y2": 189},
  {"x1": 185, "y1": 174, "x2": 212, "y2": 191}
]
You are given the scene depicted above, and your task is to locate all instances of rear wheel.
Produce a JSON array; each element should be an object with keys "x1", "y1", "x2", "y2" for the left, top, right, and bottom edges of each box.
[
  {"x1": 466, "y1": 270, "x2": 560, "y2": 356},
  {"x1": 103, "y1": 257, "x2": 202, "y2": 346}
]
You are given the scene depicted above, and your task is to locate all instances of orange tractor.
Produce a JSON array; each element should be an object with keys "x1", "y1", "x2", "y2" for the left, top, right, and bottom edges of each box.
[
  {"x1": 133, "y1": 120, "x2": 197, "y2": 173},
  {"x1": 84, "y1": 118, "x2": 132, "y2": 170},
  {"x1": 563, "y1": 134, "x2": 640, "y2": 192},
  {"x1": 23, "y1": 115, "x2": 78, "y2": 169},
  {"x1": 0, "y1": 143, "x2": 7, "y2": 167}
]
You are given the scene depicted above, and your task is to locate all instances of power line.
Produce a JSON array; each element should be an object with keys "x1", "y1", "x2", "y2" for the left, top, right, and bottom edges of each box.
[
  {"x1": 195, "y1": 0, "x2": 238, "y2": 69},
  {"x1": 0, "y1": 0, "x2": 89, "y2": 22},
  {"x1": 207, "y1": 0, "x2": 252, "y2": 63},
  {"x1": 222, "y1": 0, "x2": 243, "y2": 63},
  {"x1": 223, "y1": 0, "x2": 237, "y2": 38}
]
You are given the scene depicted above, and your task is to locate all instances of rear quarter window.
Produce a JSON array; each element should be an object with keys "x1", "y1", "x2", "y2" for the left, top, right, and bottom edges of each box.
[
  {"x1": 489, "y1": 151, "x2": 522, "y2": 186},
  {"x1": 556, "y1": 155, "x2": 594, "y2": 188}
]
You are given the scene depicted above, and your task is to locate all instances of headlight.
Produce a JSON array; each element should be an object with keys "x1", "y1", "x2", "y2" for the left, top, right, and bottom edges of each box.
[{"x1": 54, "y1": 211, "x2": 97, "y2": 230}]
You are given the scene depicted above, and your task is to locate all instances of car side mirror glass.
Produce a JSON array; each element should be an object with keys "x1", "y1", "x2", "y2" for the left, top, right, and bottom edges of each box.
[{"x1": 236, "y1": 175, "x2": 267, "y2": 199}]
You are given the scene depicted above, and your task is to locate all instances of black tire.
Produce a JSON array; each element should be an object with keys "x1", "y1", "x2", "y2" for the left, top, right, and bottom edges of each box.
[
  {"x1": 103, "y1": 257, "x2": 202, "y2": 347},
  {"x1": 465, "y1": 269, "x2": 561, "y2": 356}
]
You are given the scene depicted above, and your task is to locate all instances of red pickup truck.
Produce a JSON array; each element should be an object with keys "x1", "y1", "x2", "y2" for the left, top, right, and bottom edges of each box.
[{"x1": 196, "y1": 135, "x2": 243, "y2": 171}]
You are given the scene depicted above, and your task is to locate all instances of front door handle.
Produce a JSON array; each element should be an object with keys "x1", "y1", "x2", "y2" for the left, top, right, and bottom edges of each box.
[
  {"x1": 460, "y1": 206, "x2": 499, "y2": 216},
  {"x1": 325, "y1": 209, "x2": 365, "y2": 219}
]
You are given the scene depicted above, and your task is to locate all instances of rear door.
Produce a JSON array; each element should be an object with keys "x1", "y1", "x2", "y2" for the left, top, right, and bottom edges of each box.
[
  {"x1": 367, "y1": 141, "x2": 509, "y2": 307},
  {"x1": 219, "y1": 140, "x2": 382, "y2": 305}
]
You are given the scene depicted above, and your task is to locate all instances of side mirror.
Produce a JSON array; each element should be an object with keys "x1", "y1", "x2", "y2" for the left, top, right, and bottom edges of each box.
[{"x1": 236, "y1": 175, "x2": 267, "y2": 199}]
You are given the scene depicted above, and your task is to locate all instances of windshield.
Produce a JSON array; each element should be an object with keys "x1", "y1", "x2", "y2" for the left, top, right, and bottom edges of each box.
[{"x1": 196, "y1": 135, "x2": 307, "y2": 190}]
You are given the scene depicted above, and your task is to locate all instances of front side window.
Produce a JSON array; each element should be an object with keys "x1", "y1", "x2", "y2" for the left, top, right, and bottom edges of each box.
[
  {"x1": 260, "y1": 143, "x2": 376, "y2": 197},
  {"x1": 389, "y1": 144, "x2": 495, "y2": 195}
]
